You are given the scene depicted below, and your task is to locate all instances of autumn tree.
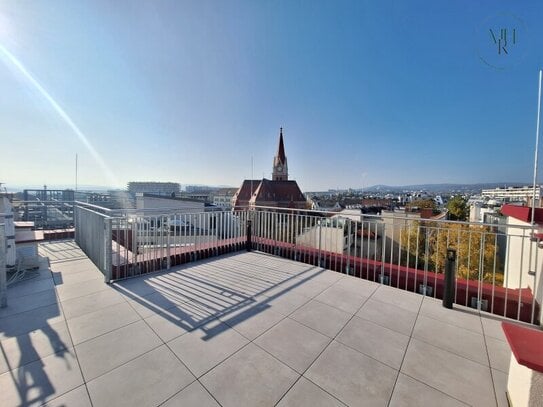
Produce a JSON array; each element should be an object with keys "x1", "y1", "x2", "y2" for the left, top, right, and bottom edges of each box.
[{"x1": 400, "y1": 220, "x2": 503, "y2": 285}]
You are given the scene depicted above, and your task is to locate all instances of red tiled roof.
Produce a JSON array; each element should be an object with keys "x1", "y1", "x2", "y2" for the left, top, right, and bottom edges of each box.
[
  {"x1": 501, "y1": 204, "x2": 543, "y2": 224},
  {"x1": 233, "y1": 180, "x2": 261, "y2": 201}
]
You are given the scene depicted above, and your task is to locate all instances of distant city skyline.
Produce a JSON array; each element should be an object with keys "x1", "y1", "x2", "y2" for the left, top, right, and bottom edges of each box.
[{"x1": 1, "y1": 1, "x2": 543, "y2": 191}]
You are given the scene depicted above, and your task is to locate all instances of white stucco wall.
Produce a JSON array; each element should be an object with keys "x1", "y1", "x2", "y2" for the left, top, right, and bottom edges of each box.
[{"x1": 503, "y1": 217, "x2": 542, "y2": 302}]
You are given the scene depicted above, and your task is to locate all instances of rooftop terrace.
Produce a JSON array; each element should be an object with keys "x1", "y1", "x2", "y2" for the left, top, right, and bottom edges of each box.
[{"x1": 0, "y1": 240, "x2": 517, "y2": 406}]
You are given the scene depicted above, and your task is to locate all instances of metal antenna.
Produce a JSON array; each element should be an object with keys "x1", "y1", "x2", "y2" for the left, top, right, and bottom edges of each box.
[{"x1": 532, "y1": 70, "x2": 542, "y2": 225}]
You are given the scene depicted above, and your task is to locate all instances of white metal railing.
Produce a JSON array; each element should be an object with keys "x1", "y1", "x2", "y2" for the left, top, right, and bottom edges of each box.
[
  {"x1": 109, "y1": 209, "x2": 248, "y2": 280},
  {"x1": 11, "y1": 200, "x2": 75, "y2": 229},
  {"x1": 73, "y1": 203, "x2": 543, "y2": 324},
  {"x1": 0, "y1": 223, "x2": 6, "y2": 308},
  {"x1": 248, "y1": 206, "x2": 542, "y2": 325},
  {"x1": 74, "y1": 204, "x2": 111, "y2": 281}
]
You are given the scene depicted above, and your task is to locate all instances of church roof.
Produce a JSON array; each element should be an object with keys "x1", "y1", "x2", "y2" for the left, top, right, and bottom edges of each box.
[
  {"x1": 250, "y1": 179, "x2": 305, "y2": 204},
  {"x1": 232, "y1": 180, "x2": 261, "y2": 202}
]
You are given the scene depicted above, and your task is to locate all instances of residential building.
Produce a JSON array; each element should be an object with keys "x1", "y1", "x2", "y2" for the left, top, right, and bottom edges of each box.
[
  {"x1": 136, "y1": 193, "x2": 206, "y2": 212},
  {"x1": 212, "y1": 188, "x2": 238, "y2": 209},
  {"x1": 482, "y1": 185, "x2": 542, "y2": 204},
  {"x1": 127, "y1": 181, "x2": 181, "y2": 196}
]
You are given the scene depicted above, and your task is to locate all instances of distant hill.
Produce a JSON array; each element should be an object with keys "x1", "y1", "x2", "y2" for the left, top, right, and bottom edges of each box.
[
  {"x1": 2, "y1": 184, "x2": 116, "y2": 193},
  {"x1": 365, "y1": 182, "x2": 530, "y2": 193}
]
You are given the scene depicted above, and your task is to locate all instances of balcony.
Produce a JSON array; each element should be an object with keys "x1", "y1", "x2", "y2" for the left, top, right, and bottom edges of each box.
[
  {"x1": 0, "y1": 238, "x2": 522, "y2": 406},
  {"x1": 2, "y1": 203, "x2": 542, "y2": 406}
]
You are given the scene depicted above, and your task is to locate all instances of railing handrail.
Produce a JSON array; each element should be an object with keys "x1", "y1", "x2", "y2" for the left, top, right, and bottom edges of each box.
[
  {"x1": 246, "y1": 205, "x2": 538, "y2": 231},
  {"x1": 74, "y1": 203, "x2": 112, "y2": 218},
  {"x1": 74, "y1": 200, "x2": 114, "y2": 213},
  {"x1": 12, "y1": 200, "x2": 75, "y2": 204},
  {"x1": 71, "y1": 200, "x2": 539, "y2": 232}
]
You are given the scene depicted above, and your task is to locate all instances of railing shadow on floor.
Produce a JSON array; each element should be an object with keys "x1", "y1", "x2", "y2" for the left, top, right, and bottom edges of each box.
[{"x1": 112, "y1": 252, "x2": 329, "y2": 341}]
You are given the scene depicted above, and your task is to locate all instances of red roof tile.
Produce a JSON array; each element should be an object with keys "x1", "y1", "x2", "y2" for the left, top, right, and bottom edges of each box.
[{"x1": 501, "y1": 204, "x2": 543, "y2": 224}]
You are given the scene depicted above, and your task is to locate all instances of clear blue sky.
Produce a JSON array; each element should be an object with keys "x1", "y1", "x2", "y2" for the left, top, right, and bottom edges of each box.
[{"x1": 1, "y1": 0, "x2": 543, "y2": 191}]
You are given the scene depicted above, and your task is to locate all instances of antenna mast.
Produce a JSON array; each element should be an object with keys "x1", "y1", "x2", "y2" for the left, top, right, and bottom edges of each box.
[{"x1": 532, "y1": 70, "x2": 542, "y2": 225}]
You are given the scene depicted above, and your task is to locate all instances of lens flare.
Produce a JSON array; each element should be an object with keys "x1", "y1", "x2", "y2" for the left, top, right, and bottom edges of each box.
[{"x1": 0, "y1": 43, "x2": 120, "y2": 187}]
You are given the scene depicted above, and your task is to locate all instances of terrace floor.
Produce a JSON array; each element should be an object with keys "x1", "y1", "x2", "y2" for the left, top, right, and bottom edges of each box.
[{"x1": 0, "y1": 240, "x2": 518, "y2": 406}]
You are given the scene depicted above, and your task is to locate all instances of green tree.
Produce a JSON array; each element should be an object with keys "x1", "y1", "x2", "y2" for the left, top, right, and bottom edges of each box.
[{"x1": 447, "y1": 196, "x2": 468, "y2": 221}]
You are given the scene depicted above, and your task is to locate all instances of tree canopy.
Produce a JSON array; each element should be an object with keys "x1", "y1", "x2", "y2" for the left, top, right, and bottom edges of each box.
[
  {"x1": 447, "y1": 196, "x2": 468, "y2": 221},
  {"x1": 400, "y1": 221, "x2": 503, "y2": 285}
]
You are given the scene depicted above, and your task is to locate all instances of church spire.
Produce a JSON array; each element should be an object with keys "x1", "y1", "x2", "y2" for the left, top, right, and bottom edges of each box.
[
  {"x1": 272, "y1": 127, "x2": 288, "y2": 181},
  {"x1": 277, "y1": 127, "x2": 286, "y2": 163}
]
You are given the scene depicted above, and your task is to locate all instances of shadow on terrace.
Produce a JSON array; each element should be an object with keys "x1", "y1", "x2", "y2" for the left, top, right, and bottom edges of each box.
[
  {"x1": 113, "y1": 252, "x2": 329, "y2": 341},
  {"x1": 0, "y1": 255, "x2": 73, "y2": 406}
]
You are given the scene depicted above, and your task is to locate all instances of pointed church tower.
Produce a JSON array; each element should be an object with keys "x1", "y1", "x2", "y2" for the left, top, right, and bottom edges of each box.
[{"x1": 272, "y1": 127, "x2": 288, "y2": 181}]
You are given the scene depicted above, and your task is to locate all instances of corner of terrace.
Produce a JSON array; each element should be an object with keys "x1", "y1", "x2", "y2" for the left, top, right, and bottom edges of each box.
[{"x1": 0, "y1": 202, "x2": 541, "y2": 406}]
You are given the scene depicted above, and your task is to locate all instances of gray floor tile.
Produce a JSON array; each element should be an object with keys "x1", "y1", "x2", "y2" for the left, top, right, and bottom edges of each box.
[
  {"x1": 371, "y1": 285, "x2": 422, "y2": 313},
  {"x1": 421, "y1": 297, "x2": 483, "y2": 334},
  {"x1": 44, "y1": 385, "x2": 92, "y2": 407},
  {"x1": 300, "y1": 269, "x2": 343, "y2": 285},
  {"x1": 152, "y1": 270, "x2": 251, "y2": 302},
  {"x1": 50, "y1": 259, "x2": 100, "y2": 273},
  {"x1": 486, "y1": 336, "x2": 512, "y2": 373},
  {"x1": 168, "y1": 320, "x2": 249, "y2": 377},
  {"x1": 389, "y1": 373, "x2": 468, "y2": 407},
  {"x1": 305, "y1": 341, "x2": 397, "y2": 407},
  {"x1": 356, "y1": 298, "x2": 418, "y2": 336},
  {"x1": 336, "y1": 316, "x2": 409, "y2": 369},
  {"x1": 287, "y1": 278, "x2": 332, "y2": 299},
  {"x1": 53, "y1": 268, "x2": 102, "y2": 286},
  {"x1": 0, "y1": 288, "x2": 58, "y2": 319},
  {"x1": 492, "y1": 368, "x2": 509, "y2": 407},
  {"x1": 290, "y1": 300, "x2": 352, "y2": 338},
  {"x1": 401, "y1": 338, "x2": 496, "y2": 407},
  {"x1": 481, "y1": 316, "x2": 506, "y2": 341},
  {"x1": 255, "y1": 318, "x2": 331, "y2": 373},
  {"x1": 413, "y1": 315, "x2": 488, "y2": 365},
  {"x1": 87, "y1": 345, "x2": 195, "y2": 407},
  {"x1": 314, "y1": 285, "x2": 368, "y2": 314},
  {"x1": 0, "y1": 320, "x2": 72, "y2": 374},
  {"x1": 332, "y1": 276, "x2": 380, "y2": 297},
  {"x1": 220, "y1": 302, "x2": 285, "y2": 340},
  {"x1": 60, "y1": 288, "x2": 126, "y2": 320},
  {"x1": 113, "y1": 277, "x2": 165, "y2": 298},
  {"x1": 0, "y1": 303, "x2": 64, "y2": 340},
  {"x1": 76, "y1": 320, "x2": 162, "y2": 381},
  {"x1": 144, "y1": 300, "x2": 217, "y2": 342},
  {"x1": 125, "y1": 290, "x2": 188, "y2": 319},
  {"x1": 277, "y1": 376, "x2": 346, "y2": 407},
  {"x1": 11, "y1": 245, "x2": 520, "y2": 407},
  {"x1": 7, "y1": 278, "x2": 55, "y2": 299},
  {"x1": 201, "y1": 343, "x2": 298, "y2": 407},
  {"x1": 66, "y1": 301, "x2": 140, "y2": 345},
  {"x1": 0, "y1": 347, "x2": 83, "y2": 407},
  {"x1": 56, "y1": 278, "x2": 109, "y2": 302},
  {"x1": 259, "y1": 291, "x2": 311, "y2": 316},
  {"x1": 162, "y1": 381, "x2": 220, "y2": 407}
]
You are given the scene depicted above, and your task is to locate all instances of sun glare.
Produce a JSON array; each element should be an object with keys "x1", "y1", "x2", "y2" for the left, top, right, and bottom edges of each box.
[{"x1": 0, "y1": 42, "x2": 120, "y2": 188}]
